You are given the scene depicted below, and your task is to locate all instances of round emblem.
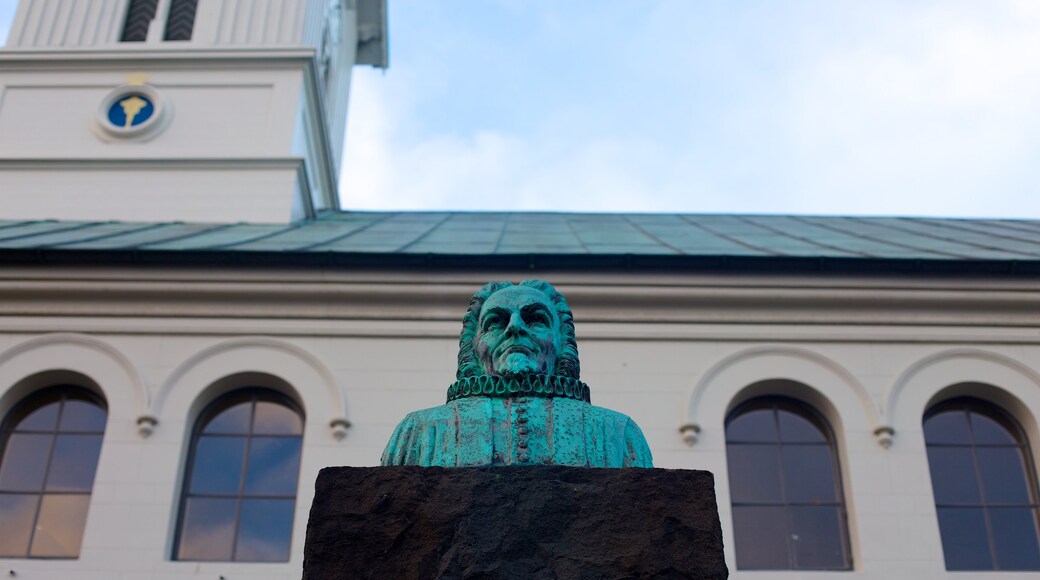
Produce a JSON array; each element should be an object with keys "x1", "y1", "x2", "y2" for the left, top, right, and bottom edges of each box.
[
  {"x1": 106, "y1": 93, "x2": 156, "y2": 129},
  {"x1": 96, "y1": 84, "x2": 169, "y2": 140}
]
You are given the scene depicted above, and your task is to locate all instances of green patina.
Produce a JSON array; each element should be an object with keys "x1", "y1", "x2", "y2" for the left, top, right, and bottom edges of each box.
[{"x1": 381, "y1": 280, "x2": 653, "y2": 468}]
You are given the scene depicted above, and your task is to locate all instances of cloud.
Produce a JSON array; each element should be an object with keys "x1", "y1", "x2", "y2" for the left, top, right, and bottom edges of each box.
[{"x1": 341, "y1": 1, "x2": 1040, "y2": 217}]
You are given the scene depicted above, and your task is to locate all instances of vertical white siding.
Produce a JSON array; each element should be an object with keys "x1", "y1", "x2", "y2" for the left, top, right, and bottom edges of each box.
[
  {"x1": 6, "y1": 0, "x2": 340, "y2": 48},
  {"x1": 8, "y1": 0, "x2": 129, "y2": 47}
]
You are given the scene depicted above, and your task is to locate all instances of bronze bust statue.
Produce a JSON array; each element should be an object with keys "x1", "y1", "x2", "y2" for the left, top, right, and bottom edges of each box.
[{"x1": 381, "y1": 280, "x2": 652, "y2": 468}]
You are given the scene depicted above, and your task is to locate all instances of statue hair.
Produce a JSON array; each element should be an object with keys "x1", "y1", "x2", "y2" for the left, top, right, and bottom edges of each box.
[{"x1": 456, "y1": 280, "x2": 580, "y2": 380}]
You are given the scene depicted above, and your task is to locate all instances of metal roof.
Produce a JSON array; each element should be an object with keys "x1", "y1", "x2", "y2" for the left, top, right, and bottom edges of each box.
[{"x1": 3, "y1": 212, "x2": 1040, "y2": 272}]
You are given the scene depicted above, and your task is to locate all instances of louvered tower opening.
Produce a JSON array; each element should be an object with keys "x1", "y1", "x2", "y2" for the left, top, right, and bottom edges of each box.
[
  {"x1": 164, "y1": 0, "x2": 199, "y2": 41},
  {"x1": 120, "y1": 0, "x2": 198, "y2": 42},
  {"x1": 120, "y1": 0, "x2": 159, "y2": 42}
]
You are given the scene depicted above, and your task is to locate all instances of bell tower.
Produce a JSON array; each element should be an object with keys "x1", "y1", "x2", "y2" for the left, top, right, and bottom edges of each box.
[{"x1": 0, "y1": 0, "x2": 387, "y2": 223}]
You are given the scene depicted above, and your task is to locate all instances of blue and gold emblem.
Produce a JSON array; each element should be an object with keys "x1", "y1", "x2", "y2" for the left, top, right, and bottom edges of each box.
[{"x1": 106, "y1": 93, "x2": 155, "y2": 129}]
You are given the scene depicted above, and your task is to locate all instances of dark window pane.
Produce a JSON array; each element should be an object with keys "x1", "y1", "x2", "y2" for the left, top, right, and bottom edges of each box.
[
  {"x1": 0, "y1": 494, "x2": 37, "y2": 557},
  {"x1": 782, "y1": 445, "x2": 838, "y2": 504},
  {"x1": 46, "y1": 434, "x2": 103, "y2": 492},
  {"x1": 727, "y1": 444, "x2": 783, "y2": 504},
  {"x1": 789, "y1": 506, "x2": 848, "y2": 569},
  {"x1": 235, "y1": 498, "x2": 295, "y2": 562},
  {"x1": 924, "y1": 410, "x2": 971, "y2": 444},
  {"x1": 203, "y1": 402, "x2": 252, "y2": 435},
  {"x1": 30, "y1": 494, "x2": 90, "y2": 558},
  {"x1": 252, "y1": 401, "x2": 302, "y2": 435},
  {"x1": 726, "y1": 409, "x2": 776, "y2": 443},
  {"x1": 927, "y1": 446, "x2": 981, "y2": 505},
  {"x1": 977, "y1": 447, "x2": 1032, "y2": 505},
  {"x1": 937, "y1": 507, "x2": 993, "y2": 570},
  {"x1": 778, "y1": 410, "x2": 825, "y2": 443},
  {"x1": 970, "y1": 412, "x2": 1018, "y2": 445},
  {"x1": 990, "y1": 508, "x2": 1040, "y2": 570},
  {"x1": 244, "y1": 437, "x2": 302, "y2": 496},
  {"x1": 11, "y1": 401, "x2": 60, "y2": 431},
  {"x1": 732, "y1": 505, "x2": 789, "y2": 569},
  {"x1": 59, "y1": 400, "x2": 107, "y2": 433},
  {"x1": 189, "y1": 436, "x2": 245, "y2": 495},
  {"x1": 177, "y1": 497, "x2": 237, "y2": 561},
  {"x1": 0, "y1": 433, "x2": 52, "y2": 492}
]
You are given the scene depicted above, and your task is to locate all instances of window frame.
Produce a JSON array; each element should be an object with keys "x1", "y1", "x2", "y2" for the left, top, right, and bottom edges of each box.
[
  {"x1": 725, "y1": 395, "x2": 853, "y2": 571},
  {"x1": 172, "y1": 388, "x2": 305, "y2": 562},
  {"x1": 0, "y1": 385, "x2": 108, "y2": 559},
  {"x1": 923, "y1": 396, "x2": 1040, "y2": 571}
]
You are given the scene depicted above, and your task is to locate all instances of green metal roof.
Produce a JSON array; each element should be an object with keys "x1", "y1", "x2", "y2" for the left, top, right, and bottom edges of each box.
[{"x1": 3, "y1": 211, "x2": 1040, "y2": 273}]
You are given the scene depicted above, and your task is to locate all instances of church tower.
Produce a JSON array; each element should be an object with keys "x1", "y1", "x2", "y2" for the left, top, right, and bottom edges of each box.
[{"x1": 0, "y1": 0, "x2": 387, "y2": 223}]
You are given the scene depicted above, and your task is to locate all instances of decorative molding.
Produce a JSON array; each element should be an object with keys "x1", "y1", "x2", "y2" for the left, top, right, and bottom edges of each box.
[
  {"x1": 329, "y1": 417, "x2": 351, "y2": 441},
  {"x1": 685, "y1": 345, "x2": 881, "y2": 428},
  {"x1": 678, "y1": 422, "x2": 701, "y2": 447},
  {"x1": 0, "y1": 333, "x2": 149, "y2": 416},
  {"x1": 883, "y1": 348, "x2": 1040, "y2": 426},
  {"x1": 136, "y1": 414, "x2": 158, "y2": 438},
  {"x1": 3, "y1": 277, "x2": 1040, "y2": 332},
  {"x1": 151, "y1": 336, "x2": 347, "y2": 425},
  {"x1": 873, "y1": 425, "x2": 895, "y2": 449}
]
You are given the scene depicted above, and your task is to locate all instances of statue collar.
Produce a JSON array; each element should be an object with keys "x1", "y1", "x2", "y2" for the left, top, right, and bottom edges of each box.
[{"x1": 446, "y1": 374, "x2": 591, "y2": 404}]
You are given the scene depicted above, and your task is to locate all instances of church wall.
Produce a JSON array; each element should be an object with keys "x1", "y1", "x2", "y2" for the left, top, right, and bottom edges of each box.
[{"x1": 0, "y1": 267, "x2": 1037, "y2": 578}]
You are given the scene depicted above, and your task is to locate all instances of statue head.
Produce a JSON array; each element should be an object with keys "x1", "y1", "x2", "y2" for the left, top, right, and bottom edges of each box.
[{"x1": 456, "y1": 280, "x2": 580, "y2": 379}]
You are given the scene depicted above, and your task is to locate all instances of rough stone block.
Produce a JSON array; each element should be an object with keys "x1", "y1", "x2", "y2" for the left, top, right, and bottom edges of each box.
[{"x1": 303, "y1": 466, "x2": 728, "y2": 579}]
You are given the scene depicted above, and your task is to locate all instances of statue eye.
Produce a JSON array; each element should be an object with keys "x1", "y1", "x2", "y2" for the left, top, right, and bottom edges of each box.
[
  {"x1": 481, "y1": 314, "x2": 503, "y2": 332},
  {"x1": 525, "y1": 312, "x2": 550, "y2": 327}
]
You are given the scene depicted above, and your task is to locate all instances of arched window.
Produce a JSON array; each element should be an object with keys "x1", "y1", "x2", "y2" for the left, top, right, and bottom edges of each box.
[
  {"x1": 725, "y1": 396, "x2": 852, "y2": 570},
  {"x1": 924, "y1": 398, "x2": 1040, "y2": 570},
  {"x1": 174, "y1": 389, "x2": 304, "y2": 562},
  {"x1": 0, "y1": 386, "x2": 107, "y2": 558}
]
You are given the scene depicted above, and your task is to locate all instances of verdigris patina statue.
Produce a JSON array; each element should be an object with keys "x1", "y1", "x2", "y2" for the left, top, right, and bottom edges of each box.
[{"x1": 381, "y1": 280, "x2": 653, "y2": 467}]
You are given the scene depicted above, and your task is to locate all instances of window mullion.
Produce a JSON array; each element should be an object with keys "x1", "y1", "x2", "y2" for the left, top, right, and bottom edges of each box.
[
  {"x1": 228, "y1": 397, "x2": 257, "y2": 561},
  {"x1": 967, "y1": 410, "x2": 1000, "y2": 570},
  {"x1": 771, "y1": 405, "x2": 797, "y2": 570},
  {"x1": 23, "y1": 397, "x2": 60, "y2": 557}
]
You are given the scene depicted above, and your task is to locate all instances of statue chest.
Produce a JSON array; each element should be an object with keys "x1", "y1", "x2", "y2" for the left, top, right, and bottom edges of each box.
[{"x1": 473, "y1": 397, "x2": 588, "y2": 466}]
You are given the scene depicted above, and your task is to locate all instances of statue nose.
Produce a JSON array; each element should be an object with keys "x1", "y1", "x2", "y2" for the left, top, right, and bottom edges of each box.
[{"x1": 505, "y1": 311, "x2": 528, "y2": 335}]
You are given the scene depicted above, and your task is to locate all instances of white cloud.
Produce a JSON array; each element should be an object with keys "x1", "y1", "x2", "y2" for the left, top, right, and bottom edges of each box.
[{"x1": 340, "y1": 1, "x2": 1040, "y2": 217}]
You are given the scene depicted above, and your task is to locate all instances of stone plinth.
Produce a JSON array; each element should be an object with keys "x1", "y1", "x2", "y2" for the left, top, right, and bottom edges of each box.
[{"x1": 303, "y1": 466, "x2": 728, "y2": 579}]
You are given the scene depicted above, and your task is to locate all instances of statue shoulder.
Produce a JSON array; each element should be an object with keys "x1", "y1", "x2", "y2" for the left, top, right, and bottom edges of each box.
[
  {"x1": 585, "y1": 403, "x2": 638, "y2": 425},
  {"x1": 380, "y1": 398, "x2": 495, "y2": 467},
  {"x1": 585, "y1": 403, "x2": 653, "y2": 468}
]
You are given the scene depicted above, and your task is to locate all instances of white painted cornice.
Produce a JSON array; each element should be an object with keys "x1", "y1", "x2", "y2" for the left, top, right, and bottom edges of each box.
[
  {"x1": 0, "y1": 270, "x2": 1037, "y2": 338},
  {"x1": 0, "y1": 47, "x2": 321, "y2": 67}
]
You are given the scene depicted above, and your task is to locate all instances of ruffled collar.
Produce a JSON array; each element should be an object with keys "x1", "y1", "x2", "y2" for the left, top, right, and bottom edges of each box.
[{"x1": 446, "y1": 374, "x2": 591, "y2": 404}]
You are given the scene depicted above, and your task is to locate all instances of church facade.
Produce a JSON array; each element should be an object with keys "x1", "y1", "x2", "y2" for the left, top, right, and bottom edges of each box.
[{"x1": 2, "y1": 1, "x2": 1040, "y2": 578}]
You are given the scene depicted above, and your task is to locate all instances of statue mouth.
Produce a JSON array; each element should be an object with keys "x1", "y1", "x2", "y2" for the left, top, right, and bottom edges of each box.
[{"x1": 496, "y1": 344, "x2": 535, "y2": 359}]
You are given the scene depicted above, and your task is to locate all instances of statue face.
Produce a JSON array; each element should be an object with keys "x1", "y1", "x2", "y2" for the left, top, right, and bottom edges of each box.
[{"x1": 475, "y1": 285, "x2": 561, "y2": 376}]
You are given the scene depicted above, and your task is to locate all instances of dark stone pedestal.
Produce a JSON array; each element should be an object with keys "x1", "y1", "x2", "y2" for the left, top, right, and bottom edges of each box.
[{"x1": 303, "y1": 466, "x2": 727, "y2": 579}]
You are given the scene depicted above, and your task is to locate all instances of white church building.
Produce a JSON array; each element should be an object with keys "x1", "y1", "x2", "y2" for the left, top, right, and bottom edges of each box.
[{"x1": 2, "y1": 1, "x2": 1040, "y2": 578}]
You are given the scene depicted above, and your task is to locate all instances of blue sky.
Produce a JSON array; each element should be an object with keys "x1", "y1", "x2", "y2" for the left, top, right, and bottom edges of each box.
[{"x1": 4, "y1": 1, "x2": 1040, "y2": 217}]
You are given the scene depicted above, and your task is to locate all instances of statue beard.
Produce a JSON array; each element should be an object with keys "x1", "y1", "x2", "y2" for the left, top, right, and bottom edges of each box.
[
  {"x1": 477, "y1": 345, "x2": 557, "y2": 378},
  {"x1": 498, "y1": 351, "x2": 549, "y2": 377}
]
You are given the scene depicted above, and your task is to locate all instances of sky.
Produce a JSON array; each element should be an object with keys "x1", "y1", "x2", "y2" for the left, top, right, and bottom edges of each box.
[{"x1": 4, "y1": 1, "x2": 1040, "y2": 218}]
